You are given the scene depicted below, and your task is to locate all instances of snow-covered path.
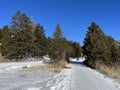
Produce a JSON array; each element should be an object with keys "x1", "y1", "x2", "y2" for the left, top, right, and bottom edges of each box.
[
  {"x1": 70, "y1": 59, "x2": 120, "y2": 90},
  {"x1": 0, "y1": 59, "x2": 120, "y2": 90}
]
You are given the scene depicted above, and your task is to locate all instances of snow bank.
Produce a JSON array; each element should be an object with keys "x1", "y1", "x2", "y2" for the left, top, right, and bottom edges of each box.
[
  {"x1": 42, "y1": 56, "x2": 50, "y2": 60},
  {"x1": 95, "y1": 70, "x2": 120, "y2": 89},
  {"x1": 50, "y1": 67, "x2": 72, "y2": 90},
  {"x1": 87, "y1": 67, "x2": 120, "y2": 89},
  {"x1": 69, "y1": 57, "x2": 85, "y2": 62}
]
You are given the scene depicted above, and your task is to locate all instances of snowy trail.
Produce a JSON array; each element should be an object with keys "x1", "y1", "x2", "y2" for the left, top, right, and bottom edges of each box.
[
  {"x1": 70, "y1": 59, "x2": 120, "y2": 90},
  {"x1": 0, "y1": 58, "x2": 120, "y2": 90}
]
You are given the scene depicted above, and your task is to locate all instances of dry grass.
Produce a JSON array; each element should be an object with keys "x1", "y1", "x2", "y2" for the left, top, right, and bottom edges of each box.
[
  {"x1": 52, "y1": 60, "x2": 67, "y2": 73},
  {"x1": 22, "y1": 60, "x2": 67, "y2": 73},
  {"x1": 22, "y1": 64, "x2": 53, "y2": 72},
  {"x1": 95, "y1": 62, "x2": 120, "y2": 80},
  {"x1": 52, "y1": 60, "x2": 67, "y2": 68},
  {"x1": 0, "y1": 53, "x2": 4, "y2": 62}
]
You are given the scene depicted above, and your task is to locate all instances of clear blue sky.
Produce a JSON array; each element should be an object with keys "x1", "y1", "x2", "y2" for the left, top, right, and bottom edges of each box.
[{"x1": 0, "y1": 0, "x2": 120, "y2": 45}]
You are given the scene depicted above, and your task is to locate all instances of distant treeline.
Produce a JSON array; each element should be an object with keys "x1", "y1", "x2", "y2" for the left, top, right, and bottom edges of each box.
[
  {"x1": 0, "y1": 10, "x2": 82, "y2": 61},
  {"x1": 1, "y1": 10, "x2": 119, "y2": 67}
]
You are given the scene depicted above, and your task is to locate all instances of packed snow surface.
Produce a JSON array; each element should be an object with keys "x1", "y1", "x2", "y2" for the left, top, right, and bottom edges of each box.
[
  {"x1": 50, "y1": 58, "x2": 120, "y2": 90},
  {"x1": 0, "y1": 58, "x2": 120, "y2": 90},
  {"x1": 69, "y1": 58, "x2": 120, "y2": 90}
]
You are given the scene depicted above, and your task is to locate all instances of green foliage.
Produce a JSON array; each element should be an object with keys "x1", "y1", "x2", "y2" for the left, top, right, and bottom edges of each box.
[
  {"x1": 11, "y1": 10, "x2": 35, "y2": 34},
  {"x1": 83, "y1": 22, "x2": 120, "y2": 68},
  {"x1": 72, "y1": 42, "x2": 82, "y2": 58},
  {"x1": 4, "y1": 11, "x2": 35, "y2": 59},
  {"x1": 53, "y1": 24, "x2": 63, "y2": 40},
  {"x1": 47, "y1": 24, "x2": 82, "y2": 61},
  {"x1": 0, "y1": 26, "x2": 11, "y2": 55},
  {"x1": 0, "y1": 10, "x2": 82, "y2": 61},
  {"x1": 3, "y1": 29, "x2": 35, "y2": 59},
  {"x1": 50, "y1": 24, "x2": 66, "y2": 60},
  {"x1": 34, "y1": 24, "x2": 46, "y2": 57}
]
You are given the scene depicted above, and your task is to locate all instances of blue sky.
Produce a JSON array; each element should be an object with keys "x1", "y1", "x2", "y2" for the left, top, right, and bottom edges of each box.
[{"x1": 0, "y1": 0, "x2": 120, "y2": 45}]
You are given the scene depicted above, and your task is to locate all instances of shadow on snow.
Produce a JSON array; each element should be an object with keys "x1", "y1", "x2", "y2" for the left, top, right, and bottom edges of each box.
[{"x1": 69, "y1": 60, "x2": 86, "y2": 67}]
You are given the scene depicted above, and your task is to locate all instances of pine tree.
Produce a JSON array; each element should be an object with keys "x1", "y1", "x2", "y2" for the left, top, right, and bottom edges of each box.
[
  {"x1": 83, "y1": 22, "x2": 120, "y2": 67},
  {"x1": 51, "y1": 24, "x2": 67, "y2": 61},
  {"x1": 5, "y1": 10, "x2": 35, "y2": 60},
  {"x1": 0, "y1": 28, "x2": 3, "y2": 52},
  {"x1": 34, "y1": 23, "x2": 46, "y2": 57},
  {"x1": 0, "y1": 26, "x2": 11, "y2": 55},
  {"x1": 53, "y1": 24, "x2": 63, "y2": 40},
  {"x1": 72, "y1": 42, "x2": 82, "y2": 59},
  {"x1": 83, "y1": 22, "x2": 107, "y2": 68}
]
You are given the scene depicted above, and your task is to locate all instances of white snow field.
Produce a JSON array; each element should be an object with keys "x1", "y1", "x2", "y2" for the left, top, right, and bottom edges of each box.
[
  {"x1": 0, "y1": 58, "x2": 120, "y2": 90},
  {"x1": 0, "y1": 59, "x2": 56, "y2": 90}
]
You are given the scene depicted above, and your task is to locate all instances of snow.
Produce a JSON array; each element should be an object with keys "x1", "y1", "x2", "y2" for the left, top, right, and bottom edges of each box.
[
  {"x1": 0, "y1": 71, "x2": 55, "y2": 90},
  {"x1": 69, "y1": 58, "x2": 120, "y2": 90},
  {"x1": 0, "y1": 58, "x2": 120, "y2": 90},
  {"x1": 93, "y1": 69, "x2": 120, "y2": 89},
  {"x1": 50, "y1": 58, "x2": 120, "y2": 90},
  {"x1": 50, "y1": 67, "x2": 71, "y2": 90},
  {"x1": 27, "y1": 87, "x2": 41, "y2": 90},
  {"x1": 0, "y1": 60, "x2": 55, "y2": 90},
  {"x1": 0, "y1": 60, "x2": 44, "y2": 73},
  {"x1": 69, "y1": 57, "x2": 85, "y2": 62},
  {"x1": 42, "y1": 56, "x2": 50, "y2": 60}
]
